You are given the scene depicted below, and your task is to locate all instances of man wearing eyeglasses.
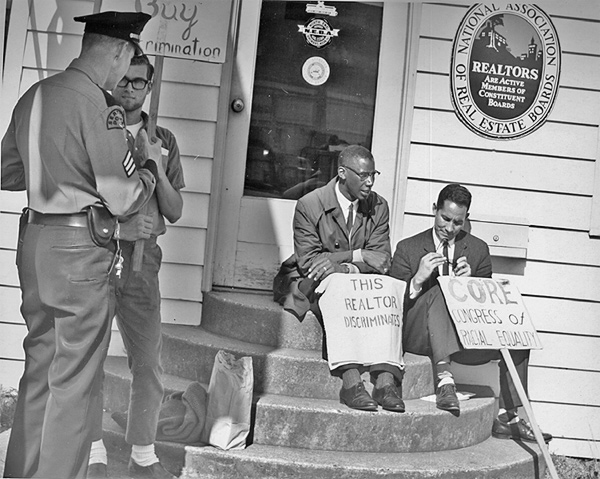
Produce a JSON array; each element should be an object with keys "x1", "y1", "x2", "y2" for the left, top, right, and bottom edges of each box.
[
  {"x1": 87, "y1": 54, "x2": 184, "y2": 479},
  {"x1": 275, "y1": 145, "x2": 405, "y2": 412}
]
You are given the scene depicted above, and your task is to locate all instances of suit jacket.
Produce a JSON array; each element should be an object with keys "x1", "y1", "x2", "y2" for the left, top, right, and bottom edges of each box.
[
  {"x1": 390, "y1": 228, "x2": 492, "y2": 310},
  {"x1": 294, "y1": 177, "x2": 391, "y2": 276},
  {"x1": 275, "y1": 177, "x2": 391, "y2": 318}
]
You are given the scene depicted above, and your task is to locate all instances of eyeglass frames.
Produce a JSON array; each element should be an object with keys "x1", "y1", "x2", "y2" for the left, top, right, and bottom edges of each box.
[
  {"x1": 342, "y1": 164, "x2": 380, "y2": 182},
  {"x1": 117, "y1": 77, "x2": 150, "y2": 90}
]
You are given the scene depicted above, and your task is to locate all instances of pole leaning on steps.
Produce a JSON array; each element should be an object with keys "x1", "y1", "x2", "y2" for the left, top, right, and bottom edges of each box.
[{"x1": 500, "y1": 348, "x2": 559, "y2": 479}]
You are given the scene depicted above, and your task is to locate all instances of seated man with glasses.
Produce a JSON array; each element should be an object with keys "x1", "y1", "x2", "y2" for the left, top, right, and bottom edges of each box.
[
  {"x1": 274, "y1": 145, "x2": 405, "y2": 412},
  {"x1": 87, "y1": 53, "x2": 184, "y2": 479}
]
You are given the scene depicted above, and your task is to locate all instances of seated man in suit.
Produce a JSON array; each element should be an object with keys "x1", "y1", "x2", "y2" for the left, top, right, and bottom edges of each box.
[
  {"x1": 276, "y1": 145, "x2": 404, "y2": 412},
  {"x1": 390, "y1": 183, "x2": 551, "y2": 441}
]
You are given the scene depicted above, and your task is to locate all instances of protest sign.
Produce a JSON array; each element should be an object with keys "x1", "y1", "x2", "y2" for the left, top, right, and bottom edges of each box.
[
  {"x1": 100, "y1": 0, "x2": 233, "y2": 63},
  {"x1": 437, "y1": 276, "x2": 542, "y2": 350},
  {"x1": 316, "y1": 274, "x2": 406, "y2": 370}
]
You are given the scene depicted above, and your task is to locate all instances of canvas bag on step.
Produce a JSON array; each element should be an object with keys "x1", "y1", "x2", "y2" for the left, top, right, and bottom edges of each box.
[{"x1": 201, "y1": 350, "x2": 253, "y2": 450}]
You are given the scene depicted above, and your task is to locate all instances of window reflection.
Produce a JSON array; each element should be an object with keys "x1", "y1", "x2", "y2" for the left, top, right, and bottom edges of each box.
[{"x1": 244, "y1": 1, "x2": 382, "y2": 199}]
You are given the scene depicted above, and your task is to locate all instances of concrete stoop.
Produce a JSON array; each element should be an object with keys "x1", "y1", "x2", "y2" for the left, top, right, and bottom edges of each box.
[{"x1": 102, "y1": 290, "x2": 547, "y2": 478}]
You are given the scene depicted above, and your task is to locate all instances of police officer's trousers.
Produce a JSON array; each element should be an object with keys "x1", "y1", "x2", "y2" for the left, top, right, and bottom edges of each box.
[{"x1": 4, "y1": 222, "x2": 115, "y2": 479}]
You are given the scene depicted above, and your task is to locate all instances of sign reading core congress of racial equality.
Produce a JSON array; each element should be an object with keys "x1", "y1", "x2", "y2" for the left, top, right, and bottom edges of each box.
[
  {"x1": 315, "y1": 274, "x2": 406, "y2": 370},
  {"x1": 101, "y1": 0, "x2": 233, "y2": 63},
  {"x1": 437, "y1": 276, "x2": 542, "y2": 350},
  {"x1": 450, "y1": 4, "x2": 561, "y2": 140}
]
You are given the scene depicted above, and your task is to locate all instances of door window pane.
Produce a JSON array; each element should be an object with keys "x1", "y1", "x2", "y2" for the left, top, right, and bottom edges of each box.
[{"x1": 244, "y1": 1, "x2": 383, "y2": 199}]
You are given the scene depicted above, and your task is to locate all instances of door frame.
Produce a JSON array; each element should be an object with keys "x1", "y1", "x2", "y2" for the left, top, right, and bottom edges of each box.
[{"x1": 210, "y1": 0, "x2": 422, "y2": 290}]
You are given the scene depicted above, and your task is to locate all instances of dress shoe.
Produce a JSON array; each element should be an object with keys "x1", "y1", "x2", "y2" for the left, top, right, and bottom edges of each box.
[
  {"x1": 492, "y1": 417, "x2": 553, "y2": 443},
  {"x1": 128, "y1": 458, "x2": 177, "y2": 479},
  {"x1": 436, "y1": 383, "x2": 460, "y2": 415},
  {"x1": 87, "y1": 462, "x2": 107, "y2": 478},
  {"x1": 372, "y1": 384, "x2": 405, "y2": 412},
  {"x1": 339, "y1": 382, "x2": 378, "y2": 411}
]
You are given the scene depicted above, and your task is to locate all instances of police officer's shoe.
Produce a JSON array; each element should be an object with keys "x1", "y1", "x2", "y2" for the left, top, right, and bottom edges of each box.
[
  {"x1": 372, "y1": 383, "x2": 405, "y2": 412},
  {"x1": 87, "y1": 462, "x2": 107, "y2": 478},
  {"x1": 492, "y1": 417, "x2": 553, "y2": 443},
  {"x1": 436, "y1": 383, "x2": 460, "y2": 415},
  {"x1": 339, "y1": 381, "x2": 378, "y2": 411},
  {"x1": 128, "y1": 459, "x2": 177, "y2": 479}
]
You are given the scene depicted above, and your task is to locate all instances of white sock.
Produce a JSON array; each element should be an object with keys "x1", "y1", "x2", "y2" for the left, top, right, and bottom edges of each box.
[
  {"x1": 131, "y1": 444, "x2": 159, "y2": 467},
  {"x1": 89, "y1": 439, "x2": 107, "y2": 465}
]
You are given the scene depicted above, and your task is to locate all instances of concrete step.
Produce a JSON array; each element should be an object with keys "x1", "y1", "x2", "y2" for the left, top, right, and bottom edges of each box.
[
  {"x1": 103, "y1": 357, "x2": 496, "y2": 453},
  {"x1": 182, "y1": 439, "x2": 547, "y2": 479},
  {"x1": 202, "y1": 290, "x2": 324, "y2": 351},
  {"x1": 160, "y1": 324, "x2": 435, "y2": 400}
]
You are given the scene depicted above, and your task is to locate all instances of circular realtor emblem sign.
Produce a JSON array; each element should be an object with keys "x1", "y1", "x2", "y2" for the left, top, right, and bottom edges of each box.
[
  {"x1": 298, "y1": 17, "x2": 340, "y2": 49},
  {"x1": 302, "y1": 56, "x2": 330, "y2": 86},
  {"x1": 450, "y1": 4, "x2": 561, "y2": 140}
]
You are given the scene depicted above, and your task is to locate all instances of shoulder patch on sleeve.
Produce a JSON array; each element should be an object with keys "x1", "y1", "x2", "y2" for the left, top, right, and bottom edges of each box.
[
  {"x1": 122, "y1": 151, "x2": 136, "y2": 177},
  {"x1": 107, "y1": 107, "x2": 125, "y2": 130}
]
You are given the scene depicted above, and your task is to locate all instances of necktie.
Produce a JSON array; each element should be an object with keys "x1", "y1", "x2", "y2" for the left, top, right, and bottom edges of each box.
[
  {"x1": 442, "y1": 240, "x2": 450, "y2": 276},
  {"x1": 346, "y1": 204, "x2": 354, "y2": 235}
]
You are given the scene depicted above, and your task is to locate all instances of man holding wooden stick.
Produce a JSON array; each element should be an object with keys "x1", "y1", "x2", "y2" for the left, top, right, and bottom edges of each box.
[{"x1": 88, "y1": 54, "x2": 184, "y2": 479}]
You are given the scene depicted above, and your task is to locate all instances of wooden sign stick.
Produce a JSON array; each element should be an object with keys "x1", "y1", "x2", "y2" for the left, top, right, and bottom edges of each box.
[
  {"x1": 132, "y1": 54, "x2": 164, "y2": 271},
  {"x1": 500, "y1": 348, "x2": 559, "y2": 479}
]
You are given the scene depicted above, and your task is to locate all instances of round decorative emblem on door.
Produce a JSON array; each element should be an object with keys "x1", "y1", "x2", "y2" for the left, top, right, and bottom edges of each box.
[{"x1": 302, "y1": 56, "x2": 330, "y2": 86}]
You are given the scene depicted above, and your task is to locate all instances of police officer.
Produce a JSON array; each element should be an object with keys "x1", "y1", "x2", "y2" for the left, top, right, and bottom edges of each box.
[{"x1": 1, "y1": 11, "x2": 160, "y2": 479}]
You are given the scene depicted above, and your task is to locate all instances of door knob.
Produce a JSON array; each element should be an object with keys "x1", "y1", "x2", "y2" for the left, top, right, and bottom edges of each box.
[{"x1": 231, "y1": 98, "x2": 244, "y2": 112}]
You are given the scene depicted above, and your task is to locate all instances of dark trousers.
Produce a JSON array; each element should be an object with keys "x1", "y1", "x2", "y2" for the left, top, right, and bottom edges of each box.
[
  {"x1": 4, "y1": 222, "x2": 115, "y2": 479},
  {"x1": 91, "y1": 237, "x2": 165, "y2": 446},
  {"x1": 403, "y1": 285, "x2": 528, "y2": 410}
]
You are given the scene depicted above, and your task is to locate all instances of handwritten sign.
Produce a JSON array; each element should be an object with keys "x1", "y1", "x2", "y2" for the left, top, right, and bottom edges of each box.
[
  {"x1": 437, "y1": 276, "x2": 542, "y2": 350},
  {"x1": 101, "y1": 0, "x2": 233, "y2": 63},
  {"x1": 316, "y1": 274, "x2": 406, "y2": 370}
]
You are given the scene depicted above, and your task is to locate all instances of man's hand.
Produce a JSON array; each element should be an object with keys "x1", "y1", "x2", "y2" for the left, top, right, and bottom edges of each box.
[
  {"x1": 362, "y1": 250, "x2": 390, "y2": 274},
  {"x1": 454, "y1": 256, "x2": 471, "y2": 276},
  {"x1": 413, "y1": 252, "x2": 447, "y2": 287},
  {"x1": 307, "y1": 256, "x2": 345, "y2": 281},
  {"x1": 118, "y1": 213, "x2": 153, "y2": 242},
  {"x1": 136, "y1": 130, "x2": 165, "y2": 177}
]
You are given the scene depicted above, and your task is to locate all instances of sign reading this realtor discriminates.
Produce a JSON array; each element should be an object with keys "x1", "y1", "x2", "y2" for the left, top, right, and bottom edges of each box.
[
  {"x1": 316, "y1": 274, "x2": 406, "y2": 370},
  {"x1": 450, "y1": 3, "x2": 560, "y2": 140},
  {"x1": 101, "y1": 0, "x2": 233, "y2": 63},
  {"x1": 437, "y1": 276, "x2": 542, "y2": 350}
]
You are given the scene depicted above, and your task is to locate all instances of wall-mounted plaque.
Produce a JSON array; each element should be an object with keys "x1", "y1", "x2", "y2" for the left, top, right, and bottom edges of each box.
[{"x1": 450, "y1": 4, "x2": 561, "y2": 140}]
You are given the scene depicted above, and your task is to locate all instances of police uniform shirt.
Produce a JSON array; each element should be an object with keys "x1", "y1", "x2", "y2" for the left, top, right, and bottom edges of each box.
[{"x1": 1, "y1": 56, "x2": 155, "y2": 217}]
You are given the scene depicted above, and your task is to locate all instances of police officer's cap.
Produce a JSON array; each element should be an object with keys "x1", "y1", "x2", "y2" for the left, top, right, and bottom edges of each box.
[{"x1": 74, "y1": 11, "x2": 151, "y2": 55}]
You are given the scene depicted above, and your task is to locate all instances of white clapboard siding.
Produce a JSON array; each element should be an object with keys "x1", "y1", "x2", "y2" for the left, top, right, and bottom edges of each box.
[
  {"x1": 0, "y1": 213, "x2": 20, "y2": 249},
  {"x1": 411, "y1": 108, "x2": 598, "y2": 160},
  {"x1": 0, "y1": 360, "x2": 24, "y2": 390},
  {"x1": 0, "y1": 288, "x2": 23, "y2": 324},
  {"x1": 180, "y1": 157, "x2": 212, "y2": 193},
  {"x1": 529, "y1": 367, "x2": 600, "y2": 407},
  {"x1": 408, "y1": 143, "x2": 596, "y2": 195},
  {"x1": 0, "y1": 322, "x2": 26, "y2": 360}
]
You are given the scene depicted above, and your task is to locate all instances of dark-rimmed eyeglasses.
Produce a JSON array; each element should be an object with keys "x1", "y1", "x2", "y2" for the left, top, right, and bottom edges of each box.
[
  {"x1": 343, "y1": 164, "x2": 380, "y2": 182},
  {"x1": 117, "y1": 77, "x2": 150, "y2": 90}
]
